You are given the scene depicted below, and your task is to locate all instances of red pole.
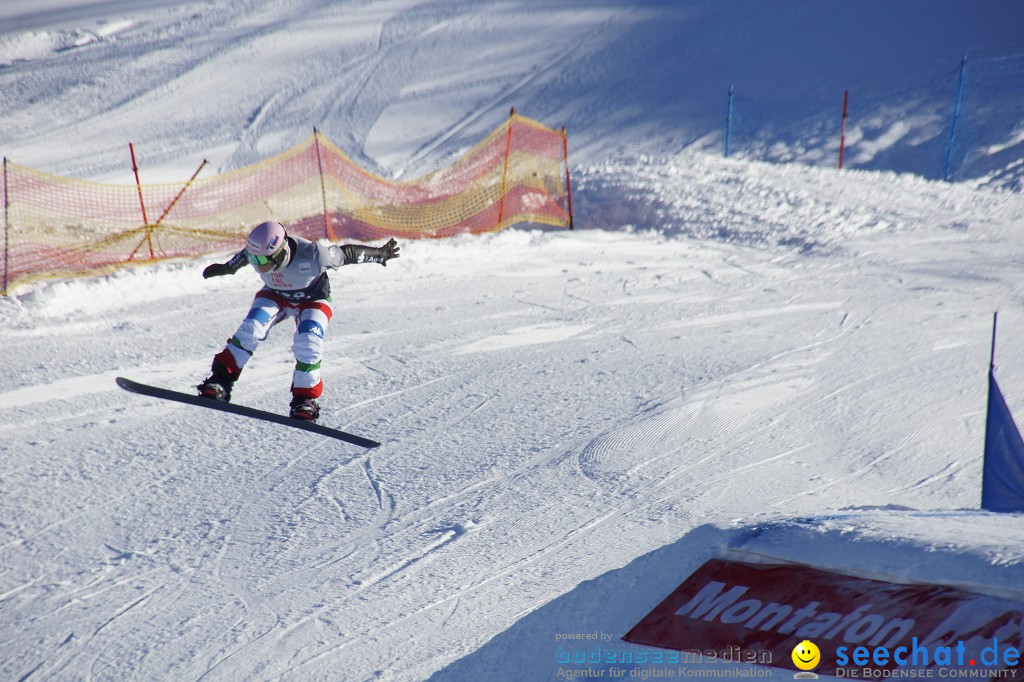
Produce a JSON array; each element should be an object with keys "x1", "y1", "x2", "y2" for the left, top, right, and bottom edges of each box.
[
  {"x1": 839, "y1": 90, "x2": 849, "y2": 169},
  {"x1": 128, "y1": 156, "x2": 206, "y2": 262},
  {"x1": 129, "y1": 142, "x2": 154, "y2": 259},
  {"x1": 313, "y1": 129, "x2": 333, "y2": 240},
  {"x1": 496, "y1": 107, "x2": 515, "y2": 230},
  {"x1": 3, "y1": 157, "x2": 9, "y2": 296},
  {"x1": 153, "y1": 159, "x2": 208, "y2": 225},
  {"x1": 561, "y1": 127, "x2": 575, "y2": 230}
]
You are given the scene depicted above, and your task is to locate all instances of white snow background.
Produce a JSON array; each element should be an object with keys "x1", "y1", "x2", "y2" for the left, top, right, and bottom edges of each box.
[{"x1": 2, "y1": 1, "x2": 1024, "y2": 680}]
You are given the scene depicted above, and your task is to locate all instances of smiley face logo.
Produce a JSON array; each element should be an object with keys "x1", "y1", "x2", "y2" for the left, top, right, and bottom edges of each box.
[{"x1": 792, "y1": 640, "x2": 820, "y2": 671}]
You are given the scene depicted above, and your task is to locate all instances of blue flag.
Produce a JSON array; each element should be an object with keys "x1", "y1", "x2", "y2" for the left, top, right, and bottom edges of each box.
[{"x1": 982, "y1": 370, "x2": 1024, "y2": 513}]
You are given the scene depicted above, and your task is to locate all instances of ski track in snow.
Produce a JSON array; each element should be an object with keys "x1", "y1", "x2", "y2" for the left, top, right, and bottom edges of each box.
[{"x1": 4, "y1": 161, "x2": 1024, "y2": 678}]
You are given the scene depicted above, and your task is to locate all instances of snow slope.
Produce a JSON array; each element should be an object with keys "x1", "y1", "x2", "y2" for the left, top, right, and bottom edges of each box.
[
  {"x1": 2, "y1": 1, "x2": 1024, "y2": 681},
  {"x1": 5, "y1": 156, "x2": 1024, "y2": 680},
  {"x1": 431, "y1": 512, "x2": 1024, "y2": 680},
  {"x1": 1, "y1": 1, "x2": 1021, "y2": 182}
]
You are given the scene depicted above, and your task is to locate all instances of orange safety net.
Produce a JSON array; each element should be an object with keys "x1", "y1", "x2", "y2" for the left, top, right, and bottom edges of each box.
[{"x1": 1, "y1": 112, "x2": 572, "y2": 294}]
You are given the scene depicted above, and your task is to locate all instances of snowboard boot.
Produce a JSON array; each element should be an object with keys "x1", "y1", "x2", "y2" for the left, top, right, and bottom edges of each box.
[
  {"x1": 289, "y1": 396, "x2": 320, "y2": 422},
  {"x1": 197, "y1": 358, "x2": 238, "y2": 402}
]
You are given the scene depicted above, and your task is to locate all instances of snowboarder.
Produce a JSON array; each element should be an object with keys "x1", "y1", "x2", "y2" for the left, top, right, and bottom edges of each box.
[{"x1": 198, "y1": 220, "x2": 399, "y2": 421}]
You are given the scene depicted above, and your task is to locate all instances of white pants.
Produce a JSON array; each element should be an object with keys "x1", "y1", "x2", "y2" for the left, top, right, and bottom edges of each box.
[{"x1": 218, "y1": 289, "x2": 333, "y2": 398}]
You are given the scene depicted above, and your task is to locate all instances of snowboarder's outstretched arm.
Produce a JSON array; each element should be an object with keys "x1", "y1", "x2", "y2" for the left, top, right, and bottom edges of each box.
[
  {"x1": 202, "y1": 250, "x2": 248, "y2": 278},
  {"x1": 329, "y1": 238, "x2": 400, "y2": 268}
]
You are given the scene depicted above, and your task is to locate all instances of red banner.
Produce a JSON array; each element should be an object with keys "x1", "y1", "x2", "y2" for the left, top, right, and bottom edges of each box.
[{"x1": 624, "y1": 559, "x2": 1024, "y2": 677}]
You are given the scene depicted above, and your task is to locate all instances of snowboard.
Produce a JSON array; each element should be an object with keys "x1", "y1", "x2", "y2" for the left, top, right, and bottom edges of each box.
[{"x1": 116, "y1": 377, "x2": 380, "y2": 448}]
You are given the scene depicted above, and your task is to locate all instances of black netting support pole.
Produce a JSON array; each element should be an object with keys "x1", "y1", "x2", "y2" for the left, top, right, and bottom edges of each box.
[{"x1": 990, "y1": 311, "x2": 999, "y2": 371}]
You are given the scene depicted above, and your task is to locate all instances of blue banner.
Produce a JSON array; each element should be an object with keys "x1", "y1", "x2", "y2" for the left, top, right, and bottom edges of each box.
[{"x1": 982, "y1": 370, "x2": 1024, "y2": 513}]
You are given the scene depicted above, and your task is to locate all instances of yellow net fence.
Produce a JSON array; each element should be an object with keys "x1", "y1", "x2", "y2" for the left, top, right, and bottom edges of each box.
[{"x1": 1, "y1": 112, "x2": 573, "y2": 294}]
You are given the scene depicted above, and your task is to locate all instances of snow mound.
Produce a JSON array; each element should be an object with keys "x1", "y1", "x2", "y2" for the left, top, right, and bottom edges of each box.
[{"x1": 432, "y1": 510, "x2": 1024, "y2": 681}]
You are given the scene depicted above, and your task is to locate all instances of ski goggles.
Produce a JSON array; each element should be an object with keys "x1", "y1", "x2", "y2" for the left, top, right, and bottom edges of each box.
[{"x1": 248, "y1": 245, "x2": 287, "y2": 268}]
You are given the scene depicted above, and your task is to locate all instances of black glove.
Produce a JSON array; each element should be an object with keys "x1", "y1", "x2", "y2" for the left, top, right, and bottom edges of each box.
[
  {"x1": 379, "y1": 238, "x2": 400, "y2": 266},
  {"x1": 203, "y1": 262, "x2": 233, "y2": 278}
]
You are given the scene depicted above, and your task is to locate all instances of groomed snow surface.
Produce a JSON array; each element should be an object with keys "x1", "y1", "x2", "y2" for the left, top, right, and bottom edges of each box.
[
  {"x1": 2, "y1": 1, "x2": 1024, "y2": 681},
  {"x1": 5, "y1": 154, "x2": 1024, "y2": 680}
]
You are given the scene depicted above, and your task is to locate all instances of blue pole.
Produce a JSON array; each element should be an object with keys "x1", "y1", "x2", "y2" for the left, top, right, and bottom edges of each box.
[
  {"x1": 725, "y1": 84, "x2": 735, "y2": 158},
  {"x1": 943, "y1": 54, "x2": 968, "y2": 182}
]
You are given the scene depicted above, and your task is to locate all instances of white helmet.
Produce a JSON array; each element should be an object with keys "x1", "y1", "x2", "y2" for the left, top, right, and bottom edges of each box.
[{"x1": 246, "y1": 221, "x2": 289, "y2": 272}]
